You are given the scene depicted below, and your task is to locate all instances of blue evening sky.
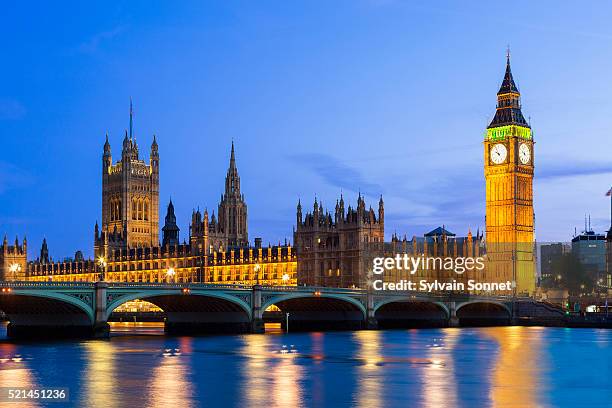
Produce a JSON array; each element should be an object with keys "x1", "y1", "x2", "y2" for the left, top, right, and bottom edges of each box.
[{"x1": 2, "y1": 1, "x2": 612, "y2": 259}]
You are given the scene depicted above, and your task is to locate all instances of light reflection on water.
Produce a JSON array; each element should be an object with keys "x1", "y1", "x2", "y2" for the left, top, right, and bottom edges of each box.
[
  {"x1": 0, "y1": 322, "x2": 611, "y2": 407},
  {"x1": 485, "y1": 327, "x2": 544, "y2": 407},
  {"x1": 0, "y1": 341, "x2": 39, "y2": 408}
]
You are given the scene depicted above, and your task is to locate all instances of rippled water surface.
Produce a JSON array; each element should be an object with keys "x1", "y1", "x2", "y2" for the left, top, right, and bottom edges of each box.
[{"x1": 0, "y1": 323, "x2": 610, "y2": 407}]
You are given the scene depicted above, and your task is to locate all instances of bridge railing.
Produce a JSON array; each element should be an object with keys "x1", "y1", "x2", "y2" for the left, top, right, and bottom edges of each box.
[
  {"x1": 0, "y1": 281, "x2": 525, "y2": 302},
  {"x1": 107, "y1": 282, "x2": 254, "y2": 290},
  {"x1": 0, "y1": 281, "x2": 96, "y2": 288}
]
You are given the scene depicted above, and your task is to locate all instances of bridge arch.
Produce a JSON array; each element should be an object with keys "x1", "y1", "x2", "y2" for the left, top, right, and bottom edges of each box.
[
  {"x1": 456, "y1": 300, "x2": 512, "y2": 326},
  {"x1": 105, "y1": 290, "x2": 252, "y2": 321},
  {"x1": 373, "y1": 298, "x2": 450, "y2": 317},
  {"x1": 105, "y1": 289, "x2": 253, "y2": 334},
  {"x1": 0, "y1": 290, "x2": 94, "y2": 324},
  {"x1": 262, "y1": 293, "x2": 367, "y2": 318},
  {"x1": 262, "y1": 292, "x2": 366, "y2": 331},
  {"x1": 373, "y1": 298, "x2": 450, "y2": 328},
  {"x1": 0, "y1": 290, "x2": 96, "y2": 337}
]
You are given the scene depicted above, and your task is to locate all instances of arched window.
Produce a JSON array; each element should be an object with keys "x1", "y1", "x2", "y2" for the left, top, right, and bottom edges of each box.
[
  {"x1": 144, "y1": 200, "x2": 149, "y2": 221},
  {"x1": 132, "y1": 199, "x2": 137, "y2": 220}
]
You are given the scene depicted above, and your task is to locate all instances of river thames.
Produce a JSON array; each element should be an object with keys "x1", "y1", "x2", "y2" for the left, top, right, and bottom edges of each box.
[{"x1": 0, "y1": 323, "x2": 610, "y2": 407}]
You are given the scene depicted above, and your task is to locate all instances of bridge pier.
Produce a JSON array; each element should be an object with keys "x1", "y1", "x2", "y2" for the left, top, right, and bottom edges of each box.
[
  {"x1": 251, "y1": 285, "x2": 265, "y2": 333},
  {"x1": 93, "y1": 282, "x2": 110, "y2": 338},
  {"x1": 366, "y1": 290, "x2": 378, "y2": 329},
  {"x1": 447, "y1": 301, "x2": 460, "y2": 327},
  {"x1": 510, "y1": 300, "x2": 519, "y2": 325}
]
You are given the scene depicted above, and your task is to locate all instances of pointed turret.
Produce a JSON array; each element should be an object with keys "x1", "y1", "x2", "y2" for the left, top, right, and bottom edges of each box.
[
  {"x1": 151, "y1": 134, "x2": 158, "y2": 153},
  {"x1": 122, "y1": 130, "x2": 130, "y2": 160},
  {"x1": 102, "y1": 133, "x2": 112, "y2": 173},
  {"x1": 150, "y1": 134, "x2": 159, "y2": 173},
  {"x1": 162, "y1": 199, "x2": 180, "y2": 247},
  {"x1": 40, "y1": 238, "x2": 49, "y2": 263},
  {"x1": 224, "y1": 141, "x2": 240, "y2": 195},
  {"x1": 488, "y1": 52, "x2": 529, "y2": 129},
  {"x1": 104, "y1": 133, "x2": 111, "y2": 154},
  {"x1": 497, "y1": 52, "x2": 520, "y2": 95}
]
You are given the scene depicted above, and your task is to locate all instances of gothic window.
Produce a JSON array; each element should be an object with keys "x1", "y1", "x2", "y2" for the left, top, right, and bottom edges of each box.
[
  {"x1": 132, "y1": 199, "x2": 137, "y2": 220},
  {"x1": 138, "y1": 200, "x2": 143, "y2": 220},
  {"x1": 144, "y1": 200, "x2": 149, "y2": 221}
]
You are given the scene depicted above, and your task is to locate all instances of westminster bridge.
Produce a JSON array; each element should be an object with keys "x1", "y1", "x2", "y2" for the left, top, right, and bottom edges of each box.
[{"x1": 0, "y1": 281, "x2": 566, "y2": 338}]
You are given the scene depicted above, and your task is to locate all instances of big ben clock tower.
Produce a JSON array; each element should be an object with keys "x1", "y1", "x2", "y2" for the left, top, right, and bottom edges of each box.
[{"x1": 484, "y1": 54, "x2": 535, "y2": 296}]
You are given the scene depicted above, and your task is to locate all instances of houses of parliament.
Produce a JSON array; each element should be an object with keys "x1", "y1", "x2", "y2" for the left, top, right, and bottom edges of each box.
[
  {"x1": 9, "y1": 105, "x2": 297, "y2": 286},
  {"x1": 0, "y1": 56, "x2": 537, "y2": 295}
]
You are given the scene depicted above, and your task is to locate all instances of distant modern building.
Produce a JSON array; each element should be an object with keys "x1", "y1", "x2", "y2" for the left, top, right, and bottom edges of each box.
[
  {"x1": 605, "y1": 228, "x2": 612, "y2": 290},
  {"x1": 571, "y1": 230, "x2": 606, "y2": 283},
  {"x1": 540, "y1": 243, "x2": 564, "y2": 283}
]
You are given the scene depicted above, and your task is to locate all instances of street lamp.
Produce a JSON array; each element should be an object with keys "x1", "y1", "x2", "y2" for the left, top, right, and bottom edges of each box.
[
  {"x1": 97, "y1": 256, "x2": 107, "y2": 282},
  {"x1": 282, "y1": 273, "x2": 290, "y2": 284},
  {"x1": 8, "y1": 263, "x2": 21, "y2": 281},
  {"x1": 166, "y1": 267, "x2": 176, "y2": 284}
]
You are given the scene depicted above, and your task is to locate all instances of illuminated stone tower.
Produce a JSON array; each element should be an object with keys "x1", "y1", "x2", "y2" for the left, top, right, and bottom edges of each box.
[
  {"x1": 0, "y1": 235, "x2": 27, "y2": 281},
  {"x1": 97, "y1": 100, "x2": 160, "y2": 254},
  {"x1": 209, "y1": 142, "x2": 249, "y2": 248},
  {"x1": 484, "y1": 54, "x2": 535, "y2": 295}
]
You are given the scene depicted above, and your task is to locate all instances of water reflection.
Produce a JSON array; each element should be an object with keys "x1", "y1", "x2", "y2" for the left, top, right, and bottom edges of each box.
[
  {"x1": 241, "y1": 334, "x2": 271, "y2": 406},
  {"x1": 241, "y1": 334, "x2": 304, "y2": 407},
  {"x1": 422, "y1": 329, "x2": 459, "y2": 408},
  {"x1": 0, "y1": 342, "x2": 39, "y2": 408},
  {"x1": 0, "y1": 325, "x2": 610, "y2": 407},
  {"x1": 81, "y1": 341, "x2": 118, "y2": 408},
  {"x1": 485, "y1": 327, "x2": 544, "y2": 408},
  {"x1": 271, "y1": 343, "x2": 303, "y2": 407},
  {"x1": 147, "y1": 337, "x2": 194, "y2": 407},
  {"x1": 354, "y1": 330, "x2": 383, "y2": 408}
]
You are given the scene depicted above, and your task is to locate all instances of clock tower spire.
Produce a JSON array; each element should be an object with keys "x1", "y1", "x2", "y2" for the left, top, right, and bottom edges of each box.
[{"x1": 484, "y1": 53, "x2": 536, "y2": 296}]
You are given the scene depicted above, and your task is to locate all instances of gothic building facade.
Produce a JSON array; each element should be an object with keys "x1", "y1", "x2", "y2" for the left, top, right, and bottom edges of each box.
[
  {"x1": 22, "y1": 102, "x2": 295, "y2": 286},
  {"x1": 294, "y1": 194, "x2": 385, "y2": 287},
  {"x1": 0, "y1": 236, "x2": 27, "y2": 281}
]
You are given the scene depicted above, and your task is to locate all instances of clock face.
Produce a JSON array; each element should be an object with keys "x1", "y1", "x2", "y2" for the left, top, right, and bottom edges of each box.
[
  {"x1": 490, "y1": 143, "x2": 507, "y2": 164},
  {"x1": 519, "y1": 143, "x2": 531, "y2": 164}
]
